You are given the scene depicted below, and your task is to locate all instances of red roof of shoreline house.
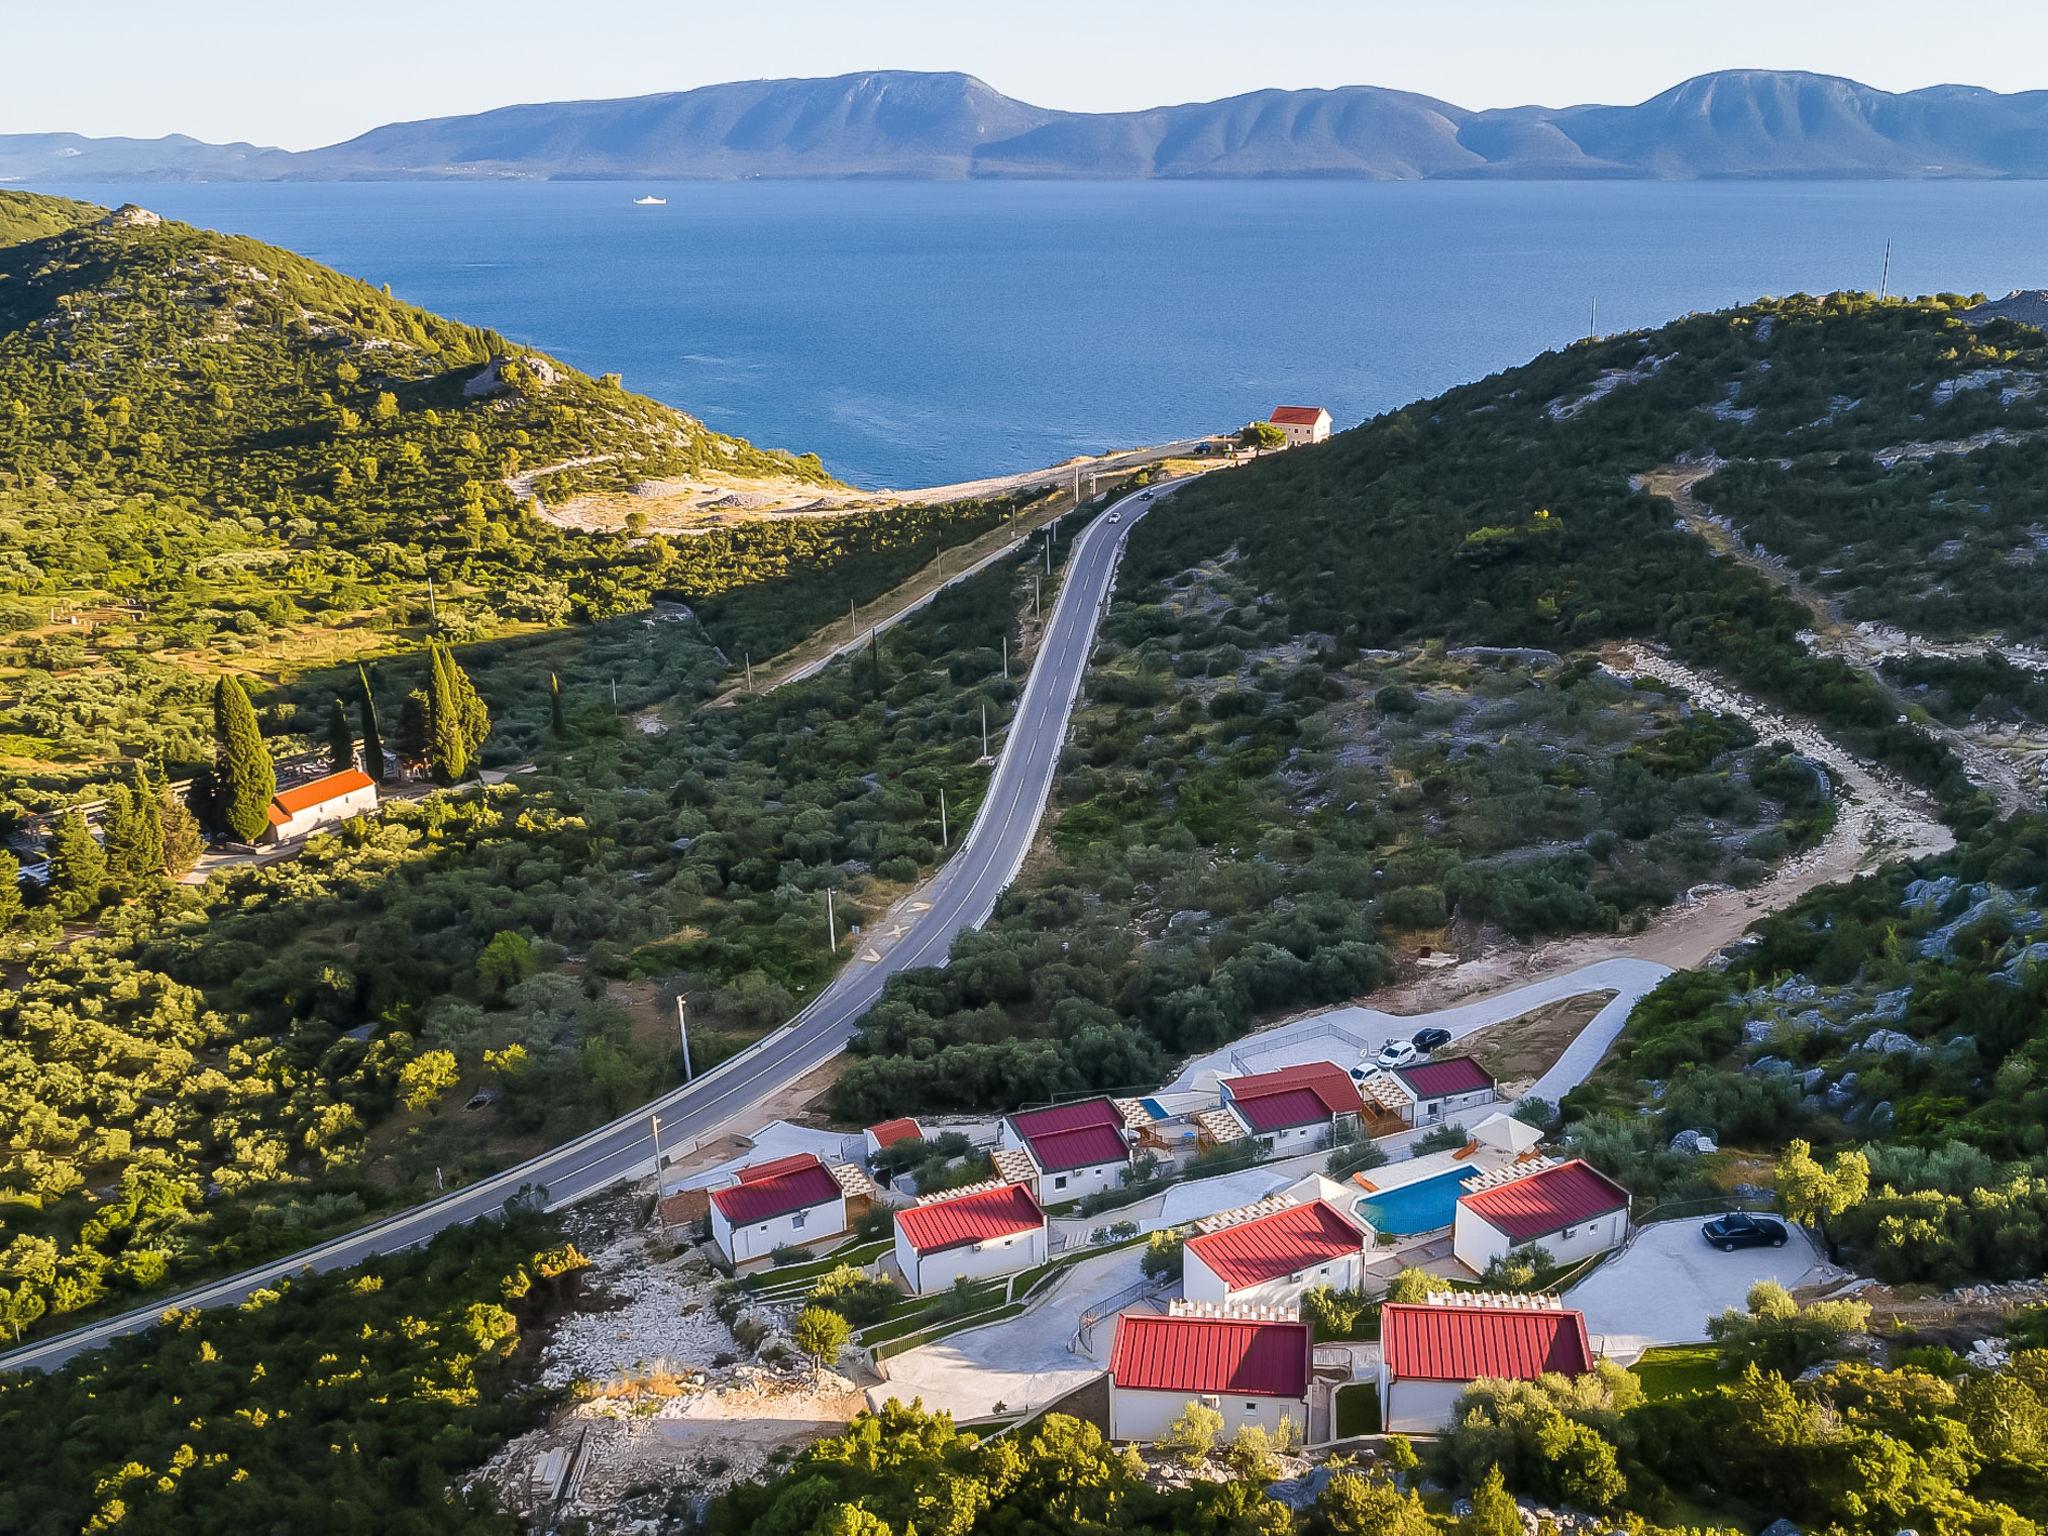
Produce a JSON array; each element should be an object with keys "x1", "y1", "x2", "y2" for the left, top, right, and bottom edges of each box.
[
  {"x1": 1269, "y1": 405, "x2": 1328, "y2": 426},
  {"x1": 897, "y1": 1183, "x2": 1045, "y2": 1254},
  {"x1": 1224, "y1": 1062, "x2": 1363, "y2": 1132},
  {"x1": 1109, "y1": 1314, "x2": 1311, "y2": 1398},
  {"x1": 865, "y1": 1118, "x2": 925, "y2": 1150},
  {"x1": 1380, "y1": 1302, "x2": 1593, "y2": 1382},
  {"x1": 1009, "y1": 1099, "x2": 1131, "y2": 1173},
  {"x1": 1391, "y1": 1056, "x2": 1496, "y2": 1100},
  {"x1": 1185, "y1": 1201, "x2": 1367, "y2": 1290},
  {"x1": 1458, "y1": 1161, "x2": 1630, "y2": 1243},
  {"x1": 267, "y1": 768, "x2": 374, "y2": 825},
  {"x1": 711, "y1": 1154, "x2": 843, "y2": 1224}
]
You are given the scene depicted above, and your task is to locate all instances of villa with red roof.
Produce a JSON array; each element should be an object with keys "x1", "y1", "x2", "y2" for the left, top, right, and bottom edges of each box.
[
  {"x1": 1385, "y1": 1056, "x2": 1499, "y2": 1128},
  {"x1": 1379, "y1": 1296, "x2": 1596, "y2": 1432},
  {"x1": 1217, "y1": 1062, "x2": 1365, "y2": 1153},
  {"x1": 997, "y1": 1097, "x2": 1137, "y2": 1204},
  {"x1": 1183, "y1": 1199, "x2": 1372, "y2": 1309},
  {"x1": 707, "y1": 1152, "x2": 849, "y2": 1266},
  {"x1": 1107, "y1": 1313, "x2": 1312, "y2": 1442},
  {"x1": 863, "y1": 1117, "x2": 926, "y2": 1161},
  {"x1": 1267, "y1": 405, "x2": 1332, "y2": 446},
  {"x1": 893, "y1": 1180, "x2": 1047, "y2": 1294},
  {"x1": 1453, "y1": 1159, "x2": 1631, "y2": 1273},
  {"x1": 260, "y1": 768, "x2": 378, "y2": 845}
]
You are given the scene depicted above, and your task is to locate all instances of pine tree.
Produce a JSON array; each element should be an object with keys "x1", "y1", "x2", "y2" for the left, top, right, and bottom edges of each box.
[
  {"x1": 326, "y1": 696, "x2": 355, "y2": 774},
  {"x1": 358, "y1": 666, "x2": 384, "y2": 783},
  {"x1": 549, "y1": 672, "x2": 566, "y2": 738},
  {"x1": 156, "y1": 761, "x2": 203, "y2": 876},
  {"x1": 0, "y1": 850, "x2": 21, "y2": 932},
  {"x1": 212, "y1": 676, "x2": 275, "y2": 843},
  {"x1": 47, "y1": 810, "x2": 106, "y2": 918}
]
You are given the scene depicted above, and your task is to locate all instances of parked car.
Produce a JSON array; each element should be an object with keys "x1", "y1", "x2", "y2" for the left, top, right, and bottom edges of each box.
[
  {"x1": 1701, "y1": 1212, "x2": 1789, "y2": 1252},
  {"x1": 1410, "y1": 1027, "x2": 1453, "y2": 1053},
  {"x1": 1375, "y1": 1040, "x2": 1420, "y2": 1069},
  {"x1": 1349, "y1": 1063, "x2": 1385, "y2": 1086}
]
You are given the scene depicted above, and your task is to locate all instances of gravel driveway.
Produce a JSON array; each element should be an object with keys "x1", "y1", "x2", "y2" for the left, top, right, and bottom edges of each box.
[{"x1": 1568, "y1": 1218, "x2": 1834, "y2": 1360}]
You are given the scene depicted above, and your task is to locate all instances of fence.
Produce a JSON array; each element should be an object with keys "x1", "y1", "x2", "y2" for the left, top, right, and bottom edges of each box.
[
  {"x1": 1072, "y1": 1275, "x2": 1168, "y2": 1354},
  {"x1": 1227, "y1": 1020, "x2": 1374, "y2": 1077}
]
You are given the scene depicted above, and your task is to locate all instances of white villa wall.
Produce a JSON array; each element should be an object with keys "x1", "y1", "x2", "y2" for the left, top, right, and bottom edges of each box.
[
  {"x1": 1411, "y1": 1086, "x2": 1499, "y2": 1125},
  {"x1": 1452, "y1": 1205, "x2": 1626, "y2": 1274},
  {"x1": 1108, "y1": 1384, "x2": 1308, "y2": 1443},
  {"x1": 899, "y1": 1224, "x2": 1047, "y2": 1295},
  {"x1": 1182, "y1": 1246, "x2": 1367, "y2": 1310},
  {"x1": 712, "y1": 1194, "x2": 846, "y2": 1267},
  {"x1": 1035, "y1": 1158, "x2": 1126, "y2": 1206},
  {"x1": 1377, "y1": 1369, "x2": 1470, "y2": 1435},
  {"x1": 263, "y1": 783, "x2": 378, "y2": 844}
]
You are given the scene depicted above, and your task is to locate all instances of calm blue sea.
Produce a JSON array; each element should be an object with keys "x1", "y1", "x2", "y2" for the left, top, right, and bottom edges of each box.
[{"x1": 38, "y1": 178, "x2": 2048, "y2": 488}]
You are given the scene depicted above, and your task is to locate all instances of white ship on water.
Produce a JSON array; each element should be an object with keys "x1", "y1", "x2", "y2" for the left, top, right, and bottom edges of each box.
[{"x1": 633, "y1": 195, "x2": 667, "y2": 206}]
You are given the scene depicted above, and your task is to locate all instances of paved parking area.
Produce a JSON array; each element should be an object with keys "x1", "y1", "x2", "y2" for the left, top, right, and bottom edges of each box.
[
  {"x1": 866, "y1": 1246, "x2": 1143, "y2": 1419},
  {"x1": 1568, "y1": 1218, "x2": 1834, "y2": 1360}
]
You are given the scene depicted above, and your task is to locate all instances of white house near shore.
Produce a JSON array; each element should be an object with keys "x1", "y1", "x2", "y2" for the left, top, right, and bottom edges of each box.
[
  {"x1": 1107, "y1": 1313, "x2": 1312, "y2": 1443},
  {"x1": 1214, "y1": 1061, "x2": 1365, "y2": 1155},
  {"x1": 1267, "y1": 405, "x2": 1333, "y2": 446},
  {"x1": 1379, "y1": 1295, "x2": 1595, "y2": 1434},
  {"x1": 892, "y1": 1180, "x2": 1047, "y2": 1295},
  {"x1": 1383, "y1": 1056, "x2": 1500, "y2": 1127},
  {"x1": 260, "y1": 768, "x2": 378, "y2": 845},
  {"x1": 708, "y1": 1153, "x2": 850, "y2": 1267},
  {"x1": 1182, "y1": 1198, "x2": 1373, "y2": 1310},
  {"x1": 1452, "y1": 1159, "x2": 1631, "y2": 1274}
]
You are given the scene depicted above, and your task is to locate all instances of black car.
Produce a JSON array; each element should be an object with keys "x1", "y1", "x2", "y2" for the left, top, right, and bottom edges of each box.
[
  {"x1": 1410, "y1": 1027, "x2": 1453, "y2": 1053},
  {"x1": 1701, "y1": 1212, "x2": 1789, "y2": 1252}
]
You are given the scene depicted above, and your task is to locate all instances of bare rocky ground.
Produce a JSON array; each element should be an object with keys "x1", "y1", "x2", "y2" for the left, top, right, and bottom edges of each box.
[{"x1": 467, "y1": 1184, "x2": 873, "y2": 1532}]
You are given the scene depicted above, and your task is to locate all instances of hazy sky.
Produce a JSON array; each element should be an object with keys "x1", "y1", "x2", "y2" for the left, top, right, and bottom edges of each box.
[{"x1": 16, "y1": 0, "x2": 2048, "y2": 149}]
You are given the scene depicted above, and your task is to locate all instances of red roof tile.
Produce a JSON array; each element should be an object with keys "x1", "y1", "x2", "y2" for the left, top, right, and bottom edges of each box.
[
  {"x1": 1392, "y1": 1056, "x2": 1496, "y2": 1100},
  {"x1": 1109, "y1": 1314, "x2": 1311, "y2": 1399},
  {"x1": 1226, "y1": 1062, "x2": 1363, "y2": 1121},
  {"x1": 711, "y1": 1158, "x2": 843, "y2": 1224},
  {"x1": 865, "y1": 1118, "x2": 924, "y2": 1150},
  {"x1": 1185, "y1": 1201, "x2": 1366, "y2": 1290},
  {"x1": 267, "y1": 768, "x2": 375, "y2": 824},
  {"x1": 897, "y1": 1183, "x2": 1044, "y2": 1254},
  {"x1": 1024, "y1": 1123, "x2": 1131, "y2": 1174},
  {"x1": 737, "y1": 1153, "x2": 824, "y2": 1184},
  {"x1": 1458, "y1": 1161, "x2": 1630, "y2": 1243},
  {"x1": 1009, "y1": 1098, "x2": 1123, "y2": 1140},
  {"x1": 1269, "y1": 405, "x2": 1327, "y2": 426},
  {"x1": 1233, "y1": 1086, "x2": 1339, "y2": 1133},
  {"x1": 1380, "y1": 1303, "x2": 1593, "y2": 1382}
]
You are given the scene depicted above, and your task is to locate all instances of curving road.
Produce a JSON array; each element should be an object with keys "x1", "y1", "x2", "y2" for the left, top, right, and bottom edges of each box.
[{"x1": 2, "y1": 479, "x2": 1181, "y2": 1373}]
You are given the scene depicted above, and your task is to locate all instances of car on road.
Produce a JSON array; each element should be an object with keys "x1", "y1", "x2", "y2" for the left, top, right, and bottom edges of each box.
[
  {"x1": 1106, "y1": 511, "x2": 1122, "y2": 522},
  {"x1": 1701, "y1": 1212, "x2": 1789, "y2": 1252},
  {"x1": 1411, "y1": 1027, "x2": 1453, "y2": 1053},
  {"x1": 1375, "y1": 1040, "x2": 1420, "y2": 1069}
]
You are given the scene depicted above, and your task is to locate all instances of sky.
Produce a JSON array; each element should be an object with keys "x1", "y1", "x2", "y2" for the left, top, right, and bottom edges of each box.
[{"x1": 13, "y1": 0, "x2": 2048, "y2": 149}]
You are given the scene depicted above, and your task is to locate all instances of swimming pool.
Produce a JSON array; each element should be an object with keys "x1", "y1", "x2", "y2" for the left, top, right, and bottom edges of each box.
[{"x1": 1353, "y1": 1170, "x2": 1470, "y2": 1235}]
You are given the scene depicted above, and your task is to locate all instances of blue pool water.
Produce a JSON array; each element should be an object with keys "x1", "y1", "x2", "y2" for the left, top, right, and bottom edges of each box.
[
  {"x1": 1355, "y1": 1170, "x2": 1470, "y2": 1235},
  {"x1": 1139, "y1": 1097, "x2": 1171, "y2": 1121}
]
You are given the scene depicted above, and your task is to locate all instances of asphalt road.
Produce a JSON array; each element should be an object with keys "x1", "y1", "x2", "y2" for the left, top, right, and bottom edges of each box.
[{"x1": 1, "y1": 479, "x2": 1176, "y2": 1373}]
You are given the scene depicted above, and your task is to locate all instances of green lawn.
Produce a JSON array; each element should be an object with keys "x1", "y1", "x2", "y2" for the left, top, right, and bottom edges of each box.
[
  {"x1": 1334, "y1": 1382, "x2": 1381, "y2": 1438},
  {"x1": 1631, "y1": 1343, "x2": 1727, "y2": 1399}
]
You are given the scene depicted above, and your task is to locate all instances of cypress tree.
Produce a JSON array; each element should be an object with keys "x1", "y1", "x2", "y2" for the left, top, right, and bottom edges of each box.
[
  {"x1": 103, "y1": 759, "x2": 163, "y2": 885},
  {"x1": 446, "y1": 645, "x2": 490, "y2": 763},
  {"x1": 99, "y1": 782, "x2": 140, "y2": 889},
  {"x1": 47, "y1": 810, "x2": 105, "y2": 918},
  {"x1": 0, "y1": 850, "x2": 20, "y2": 932},
  {"x1": 358, "y1": 666, "x2": 384, "y2": 783},
  {"x1": 549, "y1": 672, "x2": 565, "y2": 738},
  {"x1": 426, "y1": 645, "x2": 466, "y2": 783},
  {"x1": 156, "y1": 760, "x2": 203, "y2": 876},
  {"x1": 326, "y1": 695, "x2": 355, "y2": 774},
  {"x1": 212, "y1": 676, "x2": 275, "y2": 843}
]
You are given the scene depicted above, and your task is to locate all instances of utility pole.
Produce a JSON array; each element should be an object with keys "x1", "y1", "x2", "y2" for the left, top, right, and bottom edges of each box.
[
  {"x1": 1045, "y1": 531, "x2": 1054, "y2": 574},
  {"x1": 1034, "y1": 576, "x2": 1042, "y2": 620},
  {"x1": 1588, "y1": 297, "x2": 1597, "y2": 341},
  {"x1": 675, "y1": 996, "x2": 694, "y2": 1081},
  {"x1": 826, "y1": 886, "x2": 837, "y2": 952},
  {"x1": 981, "y1": 702, "x2": 989, "y2": 758},
  {"x1": 745, "y1": 652, "x2": 754, "y2": 692},
  {"x1": 1879, "y1": 237, "x2": 1892, "y2": 299},
  {"x1": 427, "y1": 578, "x2": 438, "y2": 626},
  {"x1": 649, "y1": 1112, "x2": 667, "y2": 1198},
  {"x1": 611, "y1": 676, "x2": 618, "y2": 710},
  {"x1": 939, "y1": 784, "x2": 948, "y2": 846},
  {"x1": 1002, "y1": 634, "x2": 1010, "y2": 681}
]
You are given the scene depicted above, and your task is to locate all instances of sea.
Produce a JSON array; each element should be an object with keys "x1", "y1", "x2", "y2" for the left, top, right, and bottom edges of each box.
[{"x1": 39, "y1": 177, "x2": 2048, "y2": 489}]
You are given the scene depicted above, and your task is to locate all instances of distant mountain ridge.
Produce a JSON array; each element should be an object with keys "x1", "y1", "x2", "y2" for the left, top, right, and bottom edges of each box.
[{"x1": 13, "y1": 69, "x2": 2048, "y2": 183}]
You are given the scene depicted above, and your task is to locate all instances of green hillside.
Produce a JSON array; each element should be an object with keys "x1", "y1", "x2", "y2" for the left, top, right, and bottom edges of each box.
[{"x1": 0, "y1": 192, "x2": 854, "y2": 790}]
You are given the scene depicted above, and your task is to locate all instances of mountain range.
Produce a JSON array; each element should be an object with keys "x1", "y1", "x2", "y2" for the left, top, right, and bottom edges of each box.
[{"x1": 12, "y1": 69, "x2": 2048, "y2": 183}]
